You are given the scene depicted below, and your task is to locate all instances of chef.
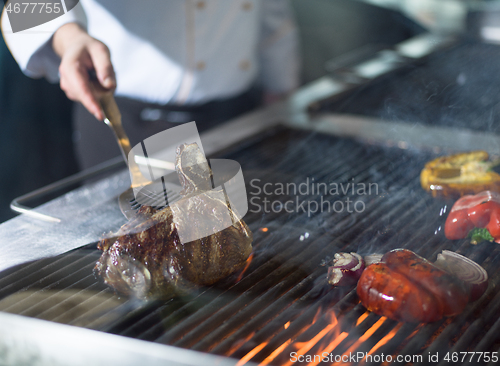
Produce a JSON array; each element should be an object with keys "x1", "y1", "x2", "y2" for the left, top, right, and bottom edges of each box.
[{"x1": 2, "y1": 0, "x2": 299, "y2": 169}]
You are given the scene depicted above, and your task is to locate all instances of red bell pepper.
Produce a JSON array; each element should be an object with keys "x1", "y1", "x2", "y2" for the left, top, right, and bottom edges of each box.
[{"x1": 445, "y1": 191, "x2": 500, "y2": 244}]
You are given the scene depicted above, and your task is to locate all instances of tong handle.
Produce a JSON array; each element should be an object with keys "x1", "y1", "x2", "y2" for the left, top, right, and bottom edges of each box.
[
  {"x1": 99, "y1": 93, "x2": 147, "y2": 188},
  {"x1": 99, "y1": 93, "x2": 131, "y2": 161}
]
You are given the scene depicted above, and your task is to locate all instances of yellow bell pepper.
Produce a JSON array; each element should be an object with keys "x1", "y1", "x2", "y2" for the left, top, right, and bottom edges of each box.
[{"x1": 420, "y1": 151, "x2": 500, "y2": 198}]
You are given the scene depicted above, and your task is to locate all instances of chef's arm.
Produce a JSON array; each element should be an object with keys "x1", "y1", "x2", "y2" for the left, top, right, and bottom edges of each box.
[
  {"x1": 52, "y1": 23, "x2": 115, "y2": 120},
  {"x1": 1, "y1": 1, "x2": 111, "y2": 119}
]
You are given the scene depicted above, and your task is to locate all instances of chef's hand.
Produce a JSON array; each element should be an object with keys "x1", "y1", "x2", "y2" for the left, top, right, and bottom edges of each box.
[{"x1": 52, "y1": 22, "x2": 116, "y2": 120}]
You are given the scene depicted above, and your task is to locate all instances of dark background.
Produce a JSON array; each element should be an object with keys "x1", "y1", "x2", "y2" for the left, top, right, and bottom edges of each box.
[{"x1": 0, "y1": 34, "x2": 78, "y2": 222}]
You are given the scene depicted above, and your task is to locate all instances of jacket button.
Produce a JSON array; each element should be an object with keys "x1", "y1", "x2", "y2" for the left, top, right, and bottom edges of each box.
[
  {"x1": 242, "y1": 2, "x2": 252, "y2": 11},
  {"x1": 239, "y1": 60, "x2": 250, "y2": 70},
  {"x1": 196, "y1": 61, "x2": 206, "y2": 70}
]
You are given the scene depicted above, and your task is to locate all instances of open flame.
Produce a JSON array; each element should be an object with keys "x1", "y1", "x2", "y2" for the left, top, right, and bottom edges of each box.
[
  {"x1": 229, "y1": 306, "x2": 409, "y2": 366},
  {"x1": 260, "y1": 339, "x2": 293, "y2": 365},
  {"x1": 236, "y1": 253, "x2": 255, "y2": 282},
  {"x1": 360, "y1": 323, "x2": 403, "y2": 364},
  {"x1": 282, "y1": 311, "x2": 340, "y2": 366},
  {"x1": 232, "y1": 308, "x2": 344, "y2": 365},
  {"x1": 333, "y1": 317, "x2": 387, "y2": 366},
  {"x1": 227, "y1": 331, "x2": 257, "y2": 356},
  {"x1": 356, "y1": 311, "x2": 369, "y2": 326},
  {"x1": 235, "y1": 342, "x2": 268, "y2": 366}
]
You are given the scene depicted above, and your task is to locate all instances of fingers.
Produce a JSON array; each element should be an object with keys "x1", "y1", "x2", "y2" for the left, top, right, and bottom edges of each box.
[
  {"x1": 58, "y1": 39, "x2": 116, "y2": 121},
  {"x1": 87, "y1": 41, "x2": 116, "y2": 90},
  {"x1": 60, "y1": 58, "x2": 103, "y2": 120}
]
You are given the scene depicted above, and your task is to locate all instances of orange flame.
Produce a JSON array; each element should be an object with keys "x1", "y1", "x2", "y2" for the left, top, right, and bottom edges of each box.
[
  {"x1": 307, "y1": 332, "x2": 349, "y2": 366},
  {"x1": 407, "y1": 325, "x2": 423, "y2": 339},
  {"x1": 236, "y1": 253, "x2": 254, "y2": 282},
  {"x1": 366, "y1": 323, "x2": 403, "y2": 357},
  {"x1": 236, "y1": 309, "x2": 343, "y2": 366},
  {"x1": 260, "y1": 339, "x2": 293, "y2": 365},
  {"x1": 233, "y1": 306, "x2": 430, "y2": 366},
  {"x1": 233, "y1": 309, "x2": 317, "y2": 365},
  {"x1": 311, "y1": 307, "x2": 323, "y2": 324},
  {"x1": 281, "y1": 310, "x2": 339, "y2": 366},
  {"x1": 235, "y1": 342, "x2": 268, "y2": 366},
  {"x1": 333, "y1": 317, "x2": 387, "y2": 366},
  {"x1": 227, "y1": 331, "x2": 257, "y2": 356},
  {"x1": 356, "y1": 311, "x2": 370, "y2": 326},
  {"x1": 257, "y1": 321, "x2": 292, "y2": 364},
  {"x1": 260, "y1": 227, "x2": 269, "y2": 232}
]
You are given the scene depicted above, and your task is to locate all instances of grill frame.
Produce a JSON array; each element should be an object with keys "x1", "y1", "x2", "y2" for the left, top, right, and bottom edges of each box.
[
  {"x1": 3, "y1": 33, "x2": 500, "y2": 366},
  {"x1": 2, "y1": 125, "x2": 500, "y2": 366}
]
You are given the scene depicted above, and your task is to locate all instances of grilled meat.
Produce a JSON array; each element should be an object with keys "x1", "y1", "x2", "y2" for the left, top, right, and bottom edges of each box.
[
  {"x1": 357, "y1": 249, "x2": 469, "y2": 323},
  {"x1": 95, "y1": 143, "x2": 253, "y2": 299}
]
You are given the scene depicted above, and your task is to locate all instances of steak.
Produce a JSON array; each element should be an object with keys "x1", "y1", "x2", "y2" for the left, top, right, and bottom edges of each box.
[{"x1": 95, "y1": 143, "x2": 253, "y2": 299}]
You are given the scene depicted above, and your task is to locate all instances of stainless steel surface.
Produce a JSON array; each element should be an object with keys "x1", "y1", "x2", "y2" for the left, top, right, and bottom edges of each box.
[
  {"x1": 3, "y1": 30, "x2": 500, "y2": 365},
  {"x1": 0, "y1": 101, "x2": 287, "y2": 273},
  {"x1": 10, "y1": 157, "x2": 126, "y2": 224},
  {"x1": 292, "y1": 113, "x2": 500, "y2": 155},
  {"x1": 291, "y1": 33, "x2": 456, "y2": 126},
  {"x1": 0, "y1": 312, "x2": 252, "y2": 366},
  {"x1": 467, "y1": 1, "x2": 500, "y2": 44},
  {"x1": 6, "y1": 42, "x2": 500, "y2": 271}
]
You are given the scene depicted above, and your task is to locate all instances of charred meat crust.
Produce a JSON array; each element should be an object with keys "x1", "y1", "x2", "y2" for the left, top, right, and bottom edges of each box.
[{"x1": 95, "y1": 143, "x2": 253, "y2": 299}]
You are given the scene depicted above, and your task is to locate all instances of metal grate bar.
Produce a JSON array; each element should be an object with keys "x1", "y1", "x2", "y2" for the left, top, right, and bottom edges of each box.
[
  {"x1": 238, "y1": 197, "x2": 454, "y2": 362},
  {"x1": 111, "y1": 141, "x2": 378, "y2": 340},
  {"x1": 0, "y1": 250, "x2": 96, "y2": 298},
  {"x1": 185, "y1": 177, "x2": 438, "y2": 360},
  {"x1": 0, "y1": 250, "x2": 100, "y2": 301},
  {"x1": 151, "y1": 155, "x2": 414, "y2": 348},
  {"x1": 2, "y1": 126, "x2": 500, "y2": 365},
  {"x1": 106, "y1": 139, "x2": 368, "y2": 338}
]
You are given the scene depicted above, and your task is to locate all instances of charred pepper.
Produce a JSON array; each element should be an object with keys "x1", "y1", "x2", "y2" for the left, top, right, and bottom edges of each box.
[
  {"x1": 445, "y1": 190, "x2": 500, "y2": 244},
  {"x1": 420, "y1": 151, "x2": 500, "y2": 198}
]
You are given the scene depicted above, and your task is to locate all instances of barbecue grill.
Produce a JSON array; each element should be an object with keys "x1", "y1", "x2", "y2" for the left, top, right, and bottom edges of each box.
[{"x1": 2, "y1": 26, "x2": 500, "y2": 366}]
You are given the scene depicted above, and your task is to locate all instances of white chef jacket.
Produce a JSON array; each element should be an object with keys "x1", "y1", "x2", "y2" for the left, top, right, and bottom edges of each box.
[{"x1": 1, "y1": 0, "x2": 299, "y2": 105}]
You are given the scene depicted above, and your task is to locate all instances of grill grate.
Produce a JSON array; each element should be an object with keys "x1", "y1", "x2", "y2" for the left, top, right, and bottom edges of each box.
[
  {"x1": 128, "y1": 184, "x2": 183, "y2": 212},
  {"x1": 1, "y1": 126, "x2": 500, "y2": 365}
]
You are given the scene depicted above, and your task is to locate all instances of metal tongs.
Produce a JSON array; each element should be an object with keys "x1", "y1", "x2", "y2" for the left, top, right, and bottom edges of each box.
[
  {"x1": 99, "y1": 93, "x2": 144, "y2": 183},
  {"x1": 99, "y1": 93, "x2": 142, "y2": 219},
  {"x1": 9, "y1": 88, "x2": 178, "y2": 223},
  {"x1": 99, "y1": 93, "x2": 180, "y2": 219}
]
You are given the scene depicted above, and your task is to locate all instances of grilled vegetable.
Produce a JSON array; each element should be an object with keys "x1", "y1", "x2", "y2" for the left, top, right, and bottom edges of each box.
[
  {"x1": 445, "y1": 190, "x2": 500, "y2": 244},
  {"x1": 434, "y1": 250, "x2": 488, "y2": 302},
  {"x1": 364, "y1": 254, "x2": 383, "y2": 266},
  {"x1": 357, "y1": 249, "x2": 469, "y2": 323},
  {"x1": 326, "y1": 252, "x2": 365, "y2": 286},
  {"x1": 420, "y1": 151, "x2": 500, "y2": 198}
]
